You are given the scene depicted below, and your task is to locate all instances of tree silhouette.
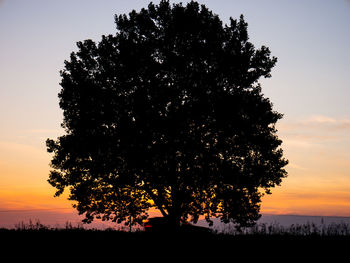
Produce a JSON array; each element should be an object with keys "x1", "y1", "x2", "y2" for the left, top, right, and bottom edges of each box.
[{"x1": 47, "y1": 0, "x2": 288, "y2": 229}]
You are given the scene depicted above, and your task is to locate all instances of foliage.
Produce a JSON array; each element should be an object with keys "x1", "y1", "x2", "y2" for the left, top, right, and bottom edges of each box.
[{"x1": 46, "y1": 0, "x2": 288, "y2": 228}]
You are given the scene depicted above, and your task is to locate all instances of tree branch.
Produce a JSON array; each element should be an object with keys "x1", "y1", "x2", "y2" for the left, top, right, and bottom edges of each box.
[{"x1": 144, "y1": 185, "x2": 168, "y2": 217}]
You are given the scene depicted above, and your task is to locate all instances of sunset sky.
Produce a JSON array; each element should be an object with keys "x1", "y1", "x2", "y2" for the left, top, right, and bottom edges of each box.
[{"x1": 1, "y1": 0, "x2": 350, "y2": 228}]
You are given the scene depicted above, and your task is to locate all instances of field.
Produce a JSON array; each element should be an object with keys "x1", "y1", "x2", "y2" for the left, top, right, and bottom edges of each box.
[
  {"x1": 2, "y1": 220, "x2": 350, "y2": 254},
  {"x1": 2, "y1": 226, "x2": 349, "y2": 261}
]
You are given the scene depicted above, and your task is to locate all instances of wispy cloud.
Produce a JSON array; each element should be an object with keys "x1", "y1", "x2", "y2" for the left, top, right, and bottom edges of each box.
[
  {"x1": 305, "y1": 115, "x2": 337, "y2": 124},
  {"x1": 287, "y1": 163, "x2": 309, "y2": 171},
  {"x1": 302, "y1": 115, "x2": 350, "y2": 130},
  {"x1": 278, "y1": 115, "x2": 350, "y2": 143},
  {"x1": 27, "y1": 129, "x2": 62, "y2": 134},
  {"x1": 279, "y1": 115, "x2": 350, "y2": 131},
  {"x1": 276, "y1": 114, "x2": 350, "y2": 177}
]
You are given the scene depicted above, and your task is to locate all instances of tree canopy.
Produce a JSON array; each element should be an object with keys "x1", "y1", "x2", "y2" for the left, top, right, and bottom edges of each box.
[{"x1": 47, "y1": 0, "x2": 288, "y2": 229}]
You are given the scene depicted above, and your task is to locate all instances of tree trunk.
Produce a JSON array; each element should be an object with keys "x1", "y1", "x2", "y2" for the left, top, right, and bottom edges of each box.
[{"x1": 167, "y1": 213, "x2": 181, "y2": 232}]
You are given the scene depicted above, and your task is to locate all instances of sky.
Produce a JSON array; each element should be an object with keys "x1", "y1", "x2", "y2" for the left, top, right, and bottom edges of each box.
[{"x1": 1, "y1": 0, "x2": 350, "y2": 228}]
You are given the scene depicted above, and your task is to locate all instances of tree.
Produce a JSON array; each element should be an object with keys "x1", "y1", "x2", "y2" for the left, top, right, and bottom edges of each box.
[{"x1": 47, "y1": 0, "x2": 288, "y2": 230}]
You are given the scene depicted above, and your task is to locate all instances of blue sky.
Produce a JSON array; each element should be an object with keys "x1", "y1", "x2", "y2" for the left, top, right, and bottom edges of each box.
[
  {"x1": 1, "y1": 0, "x2": 350, "y2": 223},
  {"x1": 1, "y1": 0, "x2": 350, "y2": 134}
]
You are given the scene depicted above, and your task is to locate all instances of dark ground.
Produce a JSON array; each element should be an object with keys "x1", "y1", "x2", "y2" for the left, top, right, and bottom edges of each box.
[{"x1": 2, "y1": 228, "x2": 350, "y2": 258}]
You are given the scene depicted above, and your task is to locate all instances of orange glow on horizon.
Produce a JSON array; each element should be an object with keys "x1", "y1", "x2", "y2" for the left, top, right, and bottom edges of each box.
[{"x1": 1, "y1": 115, "x2": 350, "y2": 227}]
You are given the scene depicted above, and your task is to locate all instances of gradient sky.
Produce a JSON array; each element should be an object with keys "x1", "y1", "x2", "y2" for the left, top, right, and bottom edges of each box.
[{"x1": 1, "y1": 0, "x2": 350, "y2": 227}]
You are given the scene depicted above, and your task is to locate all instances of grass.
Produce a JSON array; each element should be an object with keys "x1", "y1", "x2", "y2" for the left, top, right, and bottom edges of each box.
[
  {"x1": 220, "y1": 221, "x2": 350, "y2": 236},
  {"x1": 3, "y1": 219, "x2": 350, "y2": 240},
  {"x1": 2, "y1": 220, "x2": 350, "y2": 258},
  {"x1": 3, "y1": 218, "x2": 350, "y2": 235}
]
